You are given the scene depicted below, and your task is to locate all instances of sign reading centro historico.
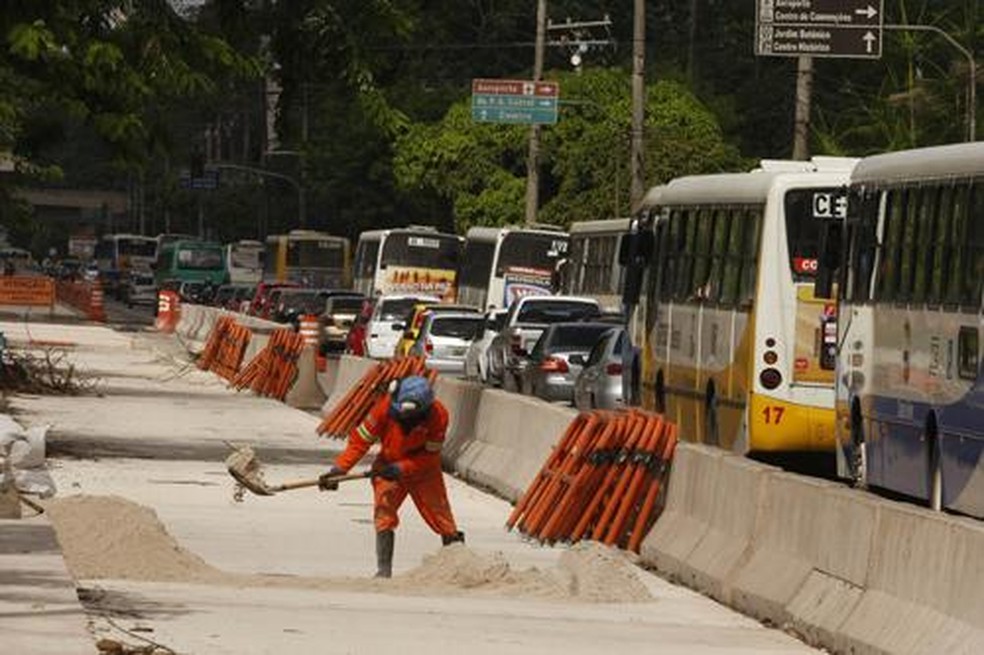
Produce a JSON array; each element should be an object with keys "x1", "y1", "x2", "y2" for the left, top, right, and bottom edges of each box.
[
  {"x1": 471, "y1": 79, "x2": 559, "y2": 125},
  {"x1": 756, "y1": 0, "x2": 884, "y2": 59}
]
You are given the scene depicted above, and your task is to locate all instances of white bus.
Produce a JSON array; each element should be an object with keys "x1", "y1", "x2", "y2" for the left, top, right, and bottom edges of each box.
[
  {"x1": 824, "y1": 142, "x2": 983, "y2": 516},
  {"x1": 456, "y1": 225, "x2": 569, "y2": 311},
  {"x1": 93, "y1": 233, "x2": 158, "y2": 296},
  {"x1": 225, "y1": 239, "x2": 264, "y2": 285},
  {"x1": 564, "y1": 218, "x2": 629, "y2": 311},
  {"x1": 640, "y1": 157, "x2": 857, "y2": 454},
  {"x1": 353, "y1": 226, "x2": 463, "y2": 302}
]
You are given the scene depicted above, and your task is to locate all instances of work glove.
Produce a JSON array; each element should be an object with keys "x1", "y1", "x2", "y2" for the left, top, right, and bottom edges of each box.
[
  {"x1": 376, "y1": 462, "x2": 402, "y2": 481},
  {"x1": 318, "y1": 466, "x2": 345, "y2": 491}
]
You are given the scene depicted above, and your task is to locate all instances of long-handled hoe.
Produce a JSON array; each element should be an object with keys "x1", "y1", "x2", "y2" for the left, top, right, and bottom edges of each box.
[{"x1": 225, "y1": 444, "x2": 371, "y2": 501}]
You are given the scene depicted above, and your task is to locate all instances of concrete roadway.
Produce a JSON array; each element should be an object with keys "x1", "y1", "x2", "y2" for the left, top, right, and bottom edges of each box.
[{"x1": 1, "y1": 317, "x2": 820, "y2": 654}]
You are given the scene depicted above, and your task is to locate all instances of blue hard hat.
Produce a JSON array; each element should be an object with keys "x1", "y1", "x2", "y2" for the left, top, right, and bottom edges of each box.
[{"x1": 390, "y1": 375, "x2": 434, "y2": 417}]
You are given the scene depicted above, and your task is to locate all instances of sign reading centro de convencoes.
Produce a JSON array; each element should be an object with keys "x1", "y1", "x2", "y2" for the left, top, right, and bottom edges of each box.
[
  {"x1": 756, "y1": 0, "x2": 884, "y2": 59},
  {"x1": 471, "y1": 79, "x2": 560, "y2": 125}
]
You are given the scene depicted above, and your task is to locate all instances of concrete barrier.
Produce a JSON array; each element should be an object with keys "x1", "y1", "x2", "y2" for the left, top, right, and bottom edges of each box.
[
  {"x1": 681, "y1": 453, "x2": 776, "y2": 604},
  {"x1": 835, "y1": 505, "x2": 984, "y2": 655},
  {"x1": 639, "y1": 445, "x2": 722, "y2": 586},
  {"x1": 452, "y1": 390, "x2": 576, "y2": 502},
  {"x1": 285, "y1": 345, "x2": 327, "y2": 410},
  {"x1": 320, "y1": 355, "x2": 378, "y2": 416},
  {"x1": 434, "y1": 376, "x2": 484, "y2": 465}
]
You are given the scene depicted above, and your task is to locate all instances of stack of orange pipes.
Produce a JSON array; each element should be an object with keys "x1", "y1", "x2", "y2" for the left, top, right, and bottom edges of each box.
[
  {"x1": 506, "y1": 408, "x2": 677, "y2": 553},
  {"x1": 317, "y1": 356, "x2": 436, "y2": 440}
]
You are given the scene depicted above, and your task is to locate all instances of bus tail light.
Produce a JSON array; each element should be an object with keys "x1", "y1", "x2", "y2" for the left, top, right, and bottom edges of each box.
[
  {"x1": 605, "y1": 363, "x2": 623, "y2": 376},
  {"x1": 763, "y1": 350, "x2": 778, "y2": 365},
  {"x1": 540, "y1": 357, "x2": 569, "y2": 373},
  {"x1": 759, "y1": 368, "x2": 783, "y2": 390}
]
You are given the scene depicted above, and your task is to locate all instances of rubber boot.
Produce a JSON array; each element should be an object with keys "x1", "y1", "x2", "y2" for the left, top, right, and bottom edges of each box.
[
  {"x1": 375, "y1": 529, "x2": 395, "y2": 579},
  {"x1": 441, "y1": 530, "x2": 465, "y2": 546}
]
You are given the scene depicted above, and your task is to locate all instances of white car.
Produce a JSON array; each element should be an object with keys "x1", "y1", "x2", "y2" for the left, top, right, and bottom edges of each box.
[
  {"x1": 464, "y1": 309, "x2": 508, "y2": 382},
  {"x1": 408, "y1": 312, "x2": 485, "y2": 375},
  {"x1": 366, "y1": 294, "x2": 440, "y2": 359},
  {"x1": 121, "y1": 270, "x2": 157, "y2": 307}
]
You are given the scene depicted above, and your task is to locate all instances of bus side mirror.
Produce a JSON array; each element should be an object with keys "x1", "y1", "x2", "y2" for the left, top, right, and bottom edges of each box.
[{"x1": 814, "y1": 222, "x2": 843, "y2": 299}]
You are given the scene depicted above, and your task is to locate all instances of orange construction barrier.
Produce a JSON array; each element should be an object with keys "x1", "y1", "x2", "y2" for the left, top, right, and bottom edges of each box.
[
  {"x1": 155, "y1": 290, "x2": 181, "y2": 333},
  {"x1": 232, "y1": 328, "x2": 305, "y2": 401},
  {"x1": 507, "y1": 408, "x2": 678, "y2": 553},
  {"x1": 316, "y1": 356, "x2": 431, "y2": 440}
]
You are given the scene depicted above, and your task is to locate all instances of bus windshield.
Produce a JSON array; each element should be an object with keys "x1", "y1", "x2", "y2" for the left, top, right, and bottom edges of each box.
[
  {"x1": 118, "y1": 238, "x2": 157, "y2": 258},
  {"x1": 229, "y1": 243, "x2": 263, "y2": 269},
  {"x1": 496, "y1": 232, "x2": 568, "y2": 275},
  {"x1": 287, "y1": 239, "x2": 346, "y2": 269},
  {"x1": 784, "y1": 187, "x2": 847, "y2": 281},
  {"x1": 177, "y1": 246, "x2": 224, "y2": 270},
  {"x1": 381, "y1": 233, "x2": 460, "y2": 270}
]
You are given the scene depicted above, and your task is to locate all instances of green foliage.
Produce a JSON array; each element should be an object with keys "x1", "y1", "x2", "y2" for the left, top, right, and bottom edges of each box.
[{"x1": 394, "y1": 68, "x2": 743, "y2": 232}]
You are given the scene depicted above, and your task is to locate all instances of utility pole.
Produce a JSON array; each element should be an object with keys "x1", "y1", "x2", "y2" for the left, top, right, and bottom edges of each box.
[
  {"x1": 629, "y1": 0, "x2": 646, "y2": 211},
  {"x1": 792, "y1": 55, "x2": 814, "y2": 160},
  {"x1": 525, "y1": 0, "x2": 547, "y2": 225}
]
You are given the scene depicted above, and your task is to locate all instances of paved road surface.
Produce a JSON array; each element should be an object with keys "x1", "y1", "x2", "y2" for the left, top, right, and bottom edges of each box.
[{"x1": 2, "y1": 317, "x2": 820, "y2": 654}]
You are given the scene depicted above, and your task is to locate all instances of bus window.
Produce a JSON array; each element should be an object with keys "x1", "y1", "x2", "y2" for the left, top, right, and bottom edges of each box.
[
  {"x1": 929, "y1": 186, "x2": 954, "y2": 303},
  {"x1": 496, "y1": 232, "x2": 566, "y2": 276},
  {"x1": 877, "y1": 189, "x2": 906, "y2": 302},
  {"x1": 355, "y1": 239, "x2": 380, "y2": 281},
  {"x1": 707, "y1": 209, "x2": 732, "y2": 303},
  {"x1": 381, "y1": 233, "x2": 460, "y2": 270},
  {"x1": 965, "y1": 185, "x2": 984, "y2": 307},
  {"x1": 459, "y1": 239, "x2": 496, "y2": 290},
  {"x1": 177, "y1": 246, "x2": 223, "y2": 269},
  {"x1": 288, "y1": 238, "x2": 345, "y2": 270},
  {"x1": 739, "y1": 209, "x2": 762, "y2": 306},
  {"x1": 911, "y1": 187, "x2": 939, "y2": 304}
]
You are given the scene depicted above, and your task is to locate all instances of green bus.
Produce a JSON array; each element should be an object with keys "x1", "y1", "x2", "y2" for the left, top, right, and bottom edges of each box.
[{"x1": 154, "y1": 240, "x2": 228, "y2": 288}]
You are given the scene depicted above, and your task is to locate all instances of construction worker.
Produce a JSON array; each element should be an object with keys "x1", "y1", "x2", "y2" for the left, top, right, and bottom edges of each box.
[{"x1": 319, "y1": 375, "x2": 464, "y2": 578}]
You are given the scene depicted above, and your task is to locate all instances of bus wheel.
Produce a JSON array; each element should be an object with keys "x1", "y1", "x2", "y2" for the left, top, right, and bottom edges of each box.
[
  {"x1": 704, "y1": 381, "x2": 720, "y2": 447},
  {"x1": 927, "y1": 413, "x2": 942, "y2": 512},
  {"x1": 655, "y1": 371, "x2": 666, "y2": 414},
  {"x1": 848, "y1": 398, "x2": 866, "y2": 488}
]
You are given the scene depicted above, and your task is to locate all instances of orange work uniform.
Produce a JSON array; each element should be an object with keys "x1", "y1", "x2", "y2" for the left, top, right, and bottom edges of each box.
[{"x1": 334, "y1": 395, "x2": 459, "y2": 536}]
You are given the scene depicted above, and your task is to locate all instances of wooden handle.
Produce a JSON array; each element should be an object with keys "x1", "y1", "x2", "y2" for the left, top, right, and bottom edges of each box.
[{"x1": 272, "y1": 470, "x2": 373, "y2": 492}]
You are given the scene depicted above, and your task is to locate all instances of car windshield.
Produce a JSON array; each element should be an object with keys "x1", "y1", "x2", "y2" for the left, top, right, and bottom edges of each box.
[
  {"x1": 429, "y1": 316, "x2": 484, "y2": 339},
  {"x1": 379, "y1": 298, "x2": 424, "y2": 321},
  {"x1": 516, "y1": 301, "x2": 599, "y2": 324},
  {"x1": 545, "y1": 324, "x2": 613, "y2": 353},
  {"x1": 328, "y1": 297, "x2": 365, "y2": 314}
]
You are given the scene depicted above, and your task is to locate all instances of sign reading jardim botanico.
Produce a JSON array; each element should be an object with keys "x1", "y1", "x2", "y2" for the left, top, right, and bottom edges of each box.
[{"x1": 756, "y1": 0, "x2": 883, "y2": 59}]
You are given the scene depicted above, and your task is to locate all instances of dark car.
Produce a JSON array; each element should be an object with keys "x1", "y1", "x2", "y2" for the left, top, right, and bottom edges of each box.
[{"x1": 521, "y1": 321, "x2": 616, "y2": 404}]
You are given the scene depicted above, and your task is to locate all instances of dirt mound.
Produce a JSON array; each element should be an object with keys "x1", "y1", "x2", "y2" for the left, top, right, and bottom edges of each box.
[
  {"x1": 44, "y1": 495, "x2": 651, "y2": 603},
  {"x1": 44, "y1": 495, "x2": 224, "y2": 583},
  {"x1": 392, "y1": 541, "x2": 651, "y2": 603}
]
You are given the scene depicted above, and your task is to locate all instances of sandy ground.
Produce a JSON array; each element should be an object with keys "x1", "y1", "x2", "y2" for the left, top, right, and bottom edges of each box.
[{"x1": 3, "y1": 321, "x2": 820, "y2": 654}]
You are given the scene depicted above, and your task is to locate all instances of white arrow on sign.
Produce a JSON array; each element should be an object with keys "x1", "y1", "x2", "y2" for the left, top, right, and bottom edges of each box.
[
  {"x1": 854, "y1": 5, "x2": 878, "y2": 20},
  {"x1": 862, "y1": 31, "x2": 877, "y2": 53}
]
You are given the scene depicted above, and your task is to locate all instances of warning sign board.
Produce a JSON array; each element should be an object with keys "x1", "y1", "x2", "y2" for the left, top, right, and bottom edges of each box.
[{"x1": 0, "y1": 276, "x2": 55, "y2": 306}]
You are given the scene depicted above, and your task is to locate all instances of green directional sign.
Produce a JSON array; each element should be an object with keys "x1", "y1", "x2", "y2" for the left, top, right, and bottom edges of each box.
[{"x1": 471, "y1": 79, "x2": 560, "y2": 125}]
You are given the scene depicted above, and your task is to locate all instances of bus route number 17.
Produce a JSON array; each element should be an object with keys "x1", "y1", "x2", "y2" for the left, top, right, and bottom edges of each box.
[{"x1": 762, "y1": 406, "x2": 785, "y2": 425}]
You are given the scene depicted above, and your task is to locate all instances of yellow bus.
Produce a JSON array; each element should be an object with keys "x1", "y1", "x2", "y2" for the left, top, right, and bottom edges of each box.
[
  {"x1": 639, "y1": 158, "x2": 857, "y2": 453},
  {"x1": 264, "y1": 230, "x2": 351, "y2": 288}
]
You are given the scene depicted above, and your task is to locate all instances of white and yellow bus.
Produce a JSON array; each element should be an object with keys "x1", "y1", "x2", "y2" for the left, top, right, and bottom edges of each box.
[
  {"x1": 354, "y1": 226, "x2": 463, "y2": 302},
  {"x1": 826, "y1": 142, "x2": 983, "y2": 515},
  {"x1": 639, "y1": 158, "x2": 857, "y2": 453}
]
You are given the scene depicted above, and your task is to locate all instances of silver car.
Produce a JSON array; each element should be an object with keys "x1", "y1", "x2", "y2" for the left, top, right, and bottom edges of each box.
[
  {"x1": 408, "y1": 312, "x2": 485, "y2": 375},
  {"x1": 521, "y1": 321, "x2": 616, "y2": 404},
  {"x1": 463, "y1": 309, "x2": 508, "y2": 382},
  {"x1": 573, "y1": 327, "x2": 626, "y2": 410}
]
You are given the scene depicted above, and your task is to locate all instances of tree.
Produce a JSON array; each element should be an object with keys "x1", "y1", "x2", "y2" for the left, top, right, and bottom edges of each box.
[{"x1": 393, "y1": 68, "x2": 743, "y2": 232}]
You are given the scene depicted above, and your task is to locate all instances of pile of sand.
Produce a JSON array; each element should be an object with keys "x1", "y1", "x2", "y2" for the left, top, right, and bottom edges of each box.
[
  {"x1": 43, "y1": 495, "x2": 224, "y2": 583},
  {"x1": 45, "y1": 494, "x2": 651, "y2": 603},
  {"x1": 392, "y1": 541, "x2": 652, "y2": 603}
]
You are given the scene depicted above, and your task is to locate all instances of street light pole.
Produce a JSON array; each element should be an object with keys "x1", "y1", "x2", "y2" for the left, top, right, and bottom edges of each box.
[
  {"x1": 884, "y1": 24, "x2": 976, "y2": 142},
  {"x1": 212, "y1": 162, "x2": 304, "y2": 228},
  {"x1": 264, "y1": 149, "x2": 307, "y2": 228}
]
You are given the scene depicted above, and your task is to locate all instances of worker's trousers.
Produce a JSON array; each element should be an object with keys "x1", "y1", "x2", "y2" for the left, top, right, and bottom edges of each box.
[{"x1": 372, "y1": 470, "x2": 458, "y2": 537}]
